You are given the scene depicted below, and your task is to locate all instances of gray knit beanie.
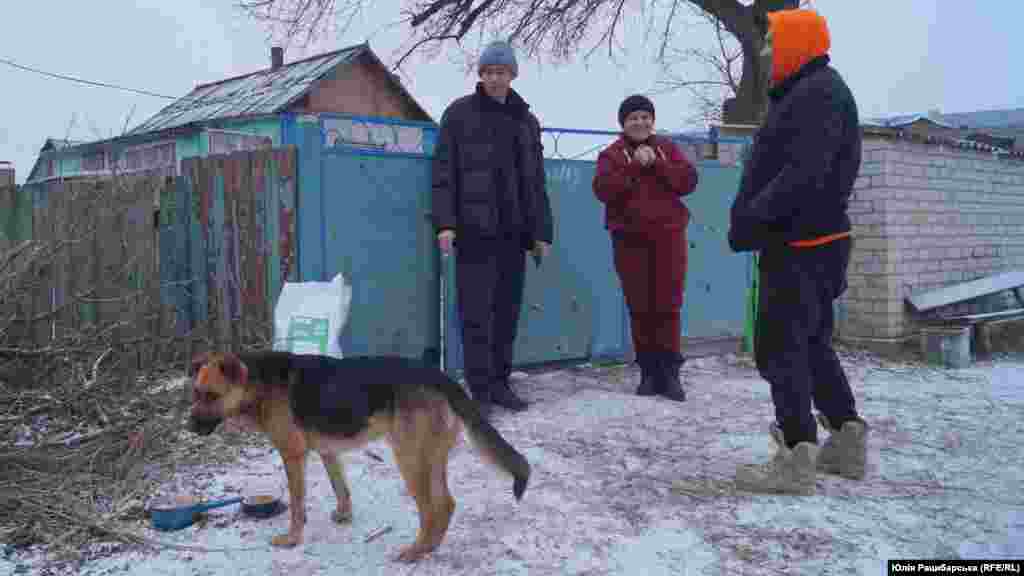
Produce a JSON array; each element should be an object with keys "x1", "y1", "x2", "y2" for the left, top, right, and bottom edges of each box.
[{"x1": 478, "y1": 40, "x2": 518, "y2": 77}]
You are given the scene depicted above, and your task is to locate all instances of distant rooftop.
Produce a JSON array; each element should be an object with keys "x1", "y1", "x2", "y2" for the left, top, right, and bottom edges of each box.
[
  {"x1": 867, "y1": 107, "x2": 1024, "y2": 130},
  {"x1": 128, "y1": 44, "x2": 369, "y2": 135}
]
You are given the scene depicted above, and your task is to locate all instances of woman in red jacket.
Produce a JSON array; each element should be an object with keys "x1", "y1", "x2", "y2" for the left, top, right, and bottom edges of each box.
[{"x1": 593, "y1": 95, "x2": 699, "y2": 401}]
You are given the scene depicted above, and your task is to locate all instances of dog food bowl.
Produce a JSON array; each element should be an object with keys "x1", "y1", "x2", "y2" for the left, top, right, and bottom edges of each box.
[
  {"x1": 241, "y1": 494, "x2": 286, "y2": 519},
  {"x1": 150, "y1": 496, "x2": 243, "y2": 531}
]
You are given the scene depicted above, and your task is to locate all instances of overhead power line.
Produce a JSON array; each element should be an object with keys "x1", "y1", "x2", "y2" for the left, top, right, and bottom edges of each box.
[{"x1": 0, "y1": 56, "x2": 179, "y2": 100}]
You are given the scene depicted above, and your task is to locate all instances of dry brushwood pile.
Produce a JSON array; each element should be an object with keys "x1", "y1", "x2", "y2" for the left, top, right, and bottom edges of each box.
[{"x1": 0, "y1": 175, "x2": 251, "y2": 563}]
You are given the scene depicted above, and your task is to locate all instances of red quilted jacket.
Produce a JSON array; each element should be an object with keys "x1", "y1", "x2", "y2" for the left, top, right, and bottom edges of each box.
[{"x1": 592, "y1": 135, "x2": 699, "y2": 233}]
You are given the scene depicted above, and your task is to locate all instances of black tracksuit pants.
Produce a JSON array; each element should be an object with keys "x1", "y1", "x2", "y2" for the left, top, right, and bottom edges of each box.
[
  {"x1": 754, "y1": 236, "x2": 859, "y2": 448},
  {"x1": 455, "y1": 235, "x2": 527, "y2": 399}
]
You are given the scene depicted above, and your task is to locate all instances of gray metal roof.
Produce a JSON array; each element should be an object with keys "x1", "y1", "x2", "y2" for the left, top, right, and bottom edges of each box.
[
  {"x1": 40, "y1": 138, "x2": 88, "y2": 152},
  {"x1": 868, "y1": 107, "x2": 1024, "y2": 130},
  {"x1": 128, "y1": 44, "x2": 367, "y2": 135},
  {"x1": 938, "y1": 108, "x2": 1024, "y2": 129}
]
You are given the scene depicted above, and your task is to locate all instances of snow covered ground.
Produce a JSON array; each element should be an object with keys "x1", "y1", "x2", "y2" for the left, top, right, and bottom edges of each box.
[{"x1": 3, "y1": 349, "x2": 1022, "y2": 576}]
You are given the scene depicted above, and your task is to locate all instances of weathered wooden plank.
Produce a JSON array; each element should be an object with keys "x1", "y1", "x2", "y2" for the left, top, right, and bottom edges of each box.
[
  {"x1": 256, "y1": 150, "x2": 272, "y2": 342},
  {"x1": 129, "y1": 177, "x2": 150, "y2": 378},
  {"x1": 203, "y1": 157, "x2": 218, "y2": 352},
  {"x1": 266, "y1": 151, "x2": 281, "y2": 332},
  {"x1": 187, "y1": 158, "x2": 209, "y2": 356},
  {"x1": 165, "y1": 174, "x2": 186, "y2": 364},
  {"x1": 223, "y1": 153, "x2": 241, "y2": 352},
  {"x1": 251, "y1": 150, "x2": 269, "y2": 345},
  {"x1": 112, "y1": 179, "x2": 134, "y2": 390},
  {"x1": 59, "y1": 181, "x2": 75, "y2": 351},
  {"x1": 158, "y1": 177, "x2": 175, "y2": 363},
  {"x1": 96, "y1": 180, "x2": 120, "y2": 338},
  {"x1": 236, "y1": 151, "x2": 256, "y2": 348},
  {"x1": 145, "y1": 178, "x2": 166, "y2": 375},
  {"x1": 54, "y1": 181, "x2": 71, "y2": 343},
  {"x1": 908, "y1": 270, "x2": 1024, "y2": 312},
  {"x1": 86, "y1": 181, "x2": 102, "y2": 330},
  {"x1": 277, "y1": 148, "x2": 297, "y2": 284},
  {"x1": 32, "y1": 182, "x2": 54, "y2": 350},
  {"x1": 183, "y1": 161, "x2": 197, "y2": 363},
  {"x1": 211, "y1": 156, "x2": 228, "y2": 351},
  {"x1": 137, "y1": 178, "x2": 157, "y2": 371},
  {"x1": 174, "y1": 174, "x2": 191, "y2": 342},
  {"x1": 32, "y1": 184, "x2": 47, "y2": 349},
  {"x1": 67, "y1": 182, "x2": 85, "y2": 335}
]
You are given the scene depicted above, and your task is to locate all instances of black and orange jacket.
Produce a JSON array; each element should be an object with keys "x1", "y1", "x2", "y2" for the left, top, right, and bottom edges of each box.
[
  {"x1": 592, "y1": 134, "x2": 698, "y2": 233},
  {"x1": 728, "y1": 9, "x2": 862, "y2": 252}
]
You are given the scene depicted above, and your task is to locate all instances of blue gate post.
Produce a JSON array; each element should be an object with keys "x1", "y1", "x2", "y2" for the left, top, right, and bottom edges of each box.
[{"x1": 295, "y1": 114, "x2": 325, "y2": 282}]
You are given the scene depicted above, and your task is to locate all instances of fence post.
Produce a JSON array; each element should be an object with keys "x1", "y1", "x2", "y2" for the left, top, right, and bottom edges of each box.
[{"x1": 114, "y1": 184, "x2": 134, "y2": 392}]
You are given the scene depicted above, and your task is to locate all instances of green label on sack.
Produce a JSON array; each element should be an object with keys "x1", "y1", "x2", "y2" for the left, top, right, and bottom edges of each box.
[{"x1": 286, "y1": 316, "x2": 329, "y2": 355}]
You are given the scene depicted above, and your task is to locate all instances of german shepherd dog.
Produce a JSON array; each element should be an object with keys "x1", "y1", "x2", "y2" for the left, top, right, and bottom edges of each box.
[{"x1": 187, "y1": 350, "x2": 531, "y2": 562}]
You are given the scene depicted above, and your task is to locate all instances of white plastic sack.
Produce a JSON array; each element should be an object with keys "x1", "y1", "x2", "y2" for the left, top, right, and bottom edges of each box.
[{"x1": 273, "y1": 273, "x2": 353, "y2": 358}]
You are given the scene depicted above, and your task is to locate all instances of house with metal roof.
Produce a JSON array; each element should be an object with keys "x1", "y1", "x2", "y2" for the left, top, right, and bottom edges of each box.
[
  {"x1": 864, "y1": 107, "x2": 1024, "y2": 153},
  {"x1": 26, "y1": 43, "x2": 437, "y2": 183}
]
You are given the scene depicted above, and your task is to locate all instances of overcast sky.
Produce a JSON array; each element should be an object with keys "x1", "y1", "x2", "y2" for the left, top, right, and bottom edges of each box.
[{"x1": 2, "y1": 1, "x2": 1021, "y2": 183}]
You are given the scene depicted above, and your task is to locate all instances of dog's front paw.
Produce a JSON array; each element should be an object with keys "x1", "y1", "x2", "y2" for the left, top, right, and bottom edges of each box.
[
  {"x1": 331, "y1": 508, "x2": 352, "y2": 524},
  {"x1": 271, "y1": 532, "x2": 302, "y2": 548},
  {"x1": 394, "y1": 542, "x2": 436, "y2": 563}
]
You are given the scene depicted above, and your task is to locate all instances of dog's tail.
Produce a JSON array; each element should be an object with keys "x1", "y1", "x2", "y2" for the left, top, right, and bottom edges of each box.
[{"x1": 437, "y1": 376, "x2": 530, "y2": 501}]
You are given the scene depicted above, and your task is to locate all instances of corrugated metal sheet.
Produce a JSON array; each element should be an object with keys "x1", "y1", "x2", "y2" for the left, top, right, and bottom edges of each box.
[
  {"x1": 869, "y1": 108, "x2": 1024, "y2": 130},
  {"x1": 130, "y1": 45, "x2": 366, "y2": 135}
]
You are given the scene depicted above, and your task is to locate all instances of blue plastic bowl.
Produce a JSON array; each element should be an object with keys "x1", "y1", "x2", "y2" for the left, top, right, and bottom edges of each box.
[{"x1": 150, "y1": 496, "x2": 243, "y2": 531}]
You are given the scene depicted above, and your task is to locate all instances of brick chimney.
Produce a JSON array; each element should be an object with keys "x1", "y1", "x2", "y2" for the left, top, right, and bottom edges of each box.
[
  {"x1": 271, "y1": 47, "x2": 284, "y2": 70},
  {"x1": 0, "y1": 161, "x2": 14, "y2": 187}
]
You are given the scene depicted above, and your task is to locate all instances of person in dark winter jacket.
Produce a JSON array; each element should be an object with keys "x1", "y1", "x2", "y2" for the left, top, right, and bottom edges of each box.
[
  {"x1": 431, "y1": 40, "x2": 553, "y2": 419},
  {"x1": 593, "y1": 94, "x2": 699, "y2": 402},
  {"x1": 728, "y1": 8, "x2": 870, "y2": 495}
]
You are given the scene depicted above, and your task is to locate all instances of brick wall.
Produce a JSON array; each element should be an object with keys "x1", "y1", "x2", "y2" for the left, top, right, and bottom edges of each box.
[
  {"x1": 301, "y1": 59, "x2": 421, "y2": 120},
  {"x1": 836, "y1": 135, "x2": 1024, "y2": 343}
]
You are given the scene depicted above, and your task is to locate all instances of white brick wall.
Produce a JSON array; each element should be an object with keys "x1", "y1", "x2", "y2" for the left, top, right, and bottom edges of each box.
[{"x1": 836, "y1": 137, "x2": 1024, "y2": 340}]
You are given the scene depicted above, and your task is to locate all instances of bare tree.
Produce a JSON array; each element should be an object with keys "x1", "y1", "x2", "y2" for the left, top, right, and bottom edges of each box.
[
  {"x1": 654, "y1": 4, "x2": 741, "y2": 128},
  {"x1": 236, "y1": 0, "x2": 801, "y2": 123},
  {"x1": 655, "y1": 0, "x2": 812, "y2": 129}
]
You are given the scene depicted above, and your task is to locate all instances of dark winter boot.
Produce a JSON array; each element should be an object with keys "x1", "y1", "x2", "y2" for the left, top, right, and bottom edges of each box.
[
  {"x1": 469, "y1": 382, "x2": 493, "y2": 420},
  {"x1": 635, "y1": 352, "x2": 657, "y2": 396},
  {"x1": 658, "y1": 351, "x2": 687, "y2": 402},
  {"x1": 491, "y1": 378, "x2": 528, "y2": 412}
]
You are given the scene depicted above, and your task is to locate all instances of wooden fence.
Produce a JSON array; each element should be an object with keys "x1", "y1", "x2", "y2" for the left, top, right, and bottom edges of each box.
[
  {"x1": 0, "y1": 146, "x2": 298, "y2": 387},
  {"x1": 0, "y1": 175, "x2": 168, "y2": 387},
  {"x1": 165, "y1": 146, "x2": 298, "y2": 360},
  {"x1": 1, "y1": 185, "x2": 32, "y2": 255}
]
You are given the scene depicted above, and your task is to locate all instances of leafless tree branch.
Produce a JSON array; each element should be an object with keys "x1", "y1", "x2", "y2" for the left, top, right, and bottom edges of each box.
[{"x1": 237, "y1": 0, "x2": 815, "y2": 124}]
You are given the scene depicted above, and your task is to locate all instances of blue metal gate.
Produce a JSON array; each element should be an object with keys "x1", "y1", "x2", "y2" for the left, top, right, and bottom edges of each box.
[
  {"x1": 294, "y1": 118, "x2": 752, "y2": 373},
  {"x1": 318, "y1": 149, "x2": 439, "y2": 359}
]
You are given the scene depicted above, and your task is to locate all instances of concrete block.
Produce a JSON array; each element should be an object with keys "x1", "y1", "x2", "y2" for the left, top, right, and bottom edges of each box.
[{"x1": 920, "y1": 326, "x2": 972, "y2": 369}]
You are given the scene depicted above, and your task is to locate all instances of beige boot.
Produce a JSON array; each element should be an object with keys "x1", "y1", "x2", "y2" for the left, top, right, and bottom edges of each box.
[
  {"x1": 735, "y1": 424, "x2": 819, "y2": 496},
  {"x1": 816, "y1": 413, "x2": 868, "y2": 480}
]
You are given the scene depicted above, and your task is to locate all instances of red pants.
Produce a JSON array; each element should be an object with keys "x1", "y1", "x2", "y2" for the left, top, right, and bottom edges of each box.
[{"x1": 612, "y1": 227, "x2": 687, "y2": 355}]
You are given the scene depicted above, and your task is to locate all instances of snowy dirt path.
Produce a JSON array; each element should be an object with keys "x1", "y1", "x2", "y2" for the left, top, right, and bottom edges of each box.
[{"x1": 4, "y1": 350, "x2": 1022, "y2": 576}]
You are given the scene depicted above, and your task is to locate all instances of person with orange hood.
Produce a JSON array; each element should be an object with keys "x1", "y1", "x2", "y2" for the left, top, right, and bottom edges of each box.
[{"x1": 728, "y1": 9, "x2": 870, "y2": 495}]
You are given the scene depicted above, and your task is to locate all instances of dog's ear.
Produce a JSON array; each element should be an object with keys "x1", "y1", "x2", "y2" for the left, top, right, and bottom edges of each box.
[
  {"x1": 220, "y1": 353, "x2": 249, "y2": 387},
  {"x1": 189, "y1": 352, "x2": 209, "y2": 378}
]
